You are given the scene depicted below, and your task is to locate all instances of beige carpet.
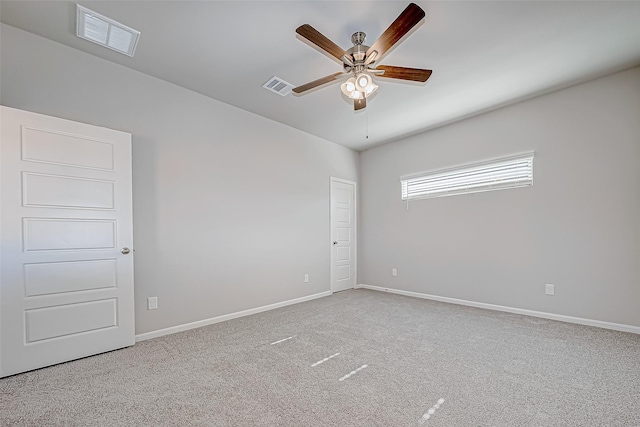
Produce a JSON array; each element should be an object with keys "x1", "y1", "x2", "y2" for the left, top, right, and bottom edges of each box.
[{"x1": 1, "y1": 289, "x2": 639, "y2": 426}]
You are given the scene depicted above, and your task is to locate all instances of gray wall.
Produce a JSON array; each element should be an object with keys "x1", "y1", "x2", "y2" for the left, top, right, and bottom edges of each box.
[
  {"x1": 360, "y1": 67, "x2": 640, "y2": 327},
  {"x1": 3, "y1": 22, "x2": 639, "y2": 333},
  {"x1": 0, "y1": 24, "x2": 359, "y2": 335}
]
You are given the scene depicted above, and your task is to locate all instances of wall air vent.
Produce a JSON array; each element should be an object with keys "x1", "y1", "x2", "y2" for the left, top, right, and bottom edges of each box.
[
  {"x1": 76, "y1": 4, "x2": 140, "y2": 57},
  {"x1": 262, "y1": 76, "x2": 294, "y2": 96}
]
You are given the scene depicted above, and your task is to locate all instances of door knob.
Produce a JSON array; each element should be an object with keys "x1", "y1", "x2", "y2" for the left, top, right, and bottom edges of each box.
[
  {"x1": 333, "y1": 241, "x2": 338, "y2": 245},
  {"x1": 121, "y1": 247, "x2": 131, "y2": 255}
]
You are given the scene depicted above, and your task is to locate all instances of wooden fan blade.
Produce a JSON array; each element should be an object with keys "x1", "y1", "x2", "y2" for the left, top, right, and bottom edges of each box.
[
  {"x1": 366, "y1": 3, "x2": 425, "y2": 61},
  {"x1": 354, "y1": 97, "x2": 366, "y2": 111},
  {"x1": 292, "y1": 72, "x2": 345, "y2": 94},
  {"x1": 375, "y1": 65, "x2": 432, "y2": 82},
  {"x1": 296, "y1": 24, "x2": 346, "y2": 62}
]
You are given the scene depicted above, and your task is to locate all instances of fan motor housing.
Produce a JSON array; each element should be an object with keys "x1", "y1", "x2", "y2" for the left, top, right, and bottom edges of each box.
[{"x1": 345, "y1": 32, "x2": 370, "y2": 72}]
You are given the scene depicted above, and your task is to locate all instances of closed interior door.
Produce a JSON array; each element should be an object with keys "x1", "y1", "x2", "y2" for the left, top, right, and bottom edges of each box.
[
  {"x1": 330, "y1": 178, "x2": 356, "y2": 292},
  {"x1": 0, "y1": 106, "x2": 135, "y2": 377}
]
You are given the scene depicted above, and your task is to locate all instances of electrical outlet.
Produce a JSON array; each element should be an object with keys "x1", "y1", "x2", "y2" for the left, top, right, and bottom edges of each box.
[
  {"x1": 545, "y1": 284, "x2": 555, "y2": 296},
  {"x1": 304, "y1": 274, "x2": 309, "y2": 283},
  {"x1": 392, "y1": 268, "x2": 397, "y2": 277},
  {"x1": 147, "y1": 296, "x2": 158, "y2": 310}
]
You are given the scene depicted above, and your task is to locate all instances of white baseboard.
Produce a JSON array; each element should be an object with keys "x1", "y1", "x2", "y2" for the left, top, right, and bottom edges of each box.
[
  {"x1": 135, "y1": 291, "x2": 332, "y2": 342},
  {"x1": 356, "y1": 284, "x2": 640, "y2": 335}
]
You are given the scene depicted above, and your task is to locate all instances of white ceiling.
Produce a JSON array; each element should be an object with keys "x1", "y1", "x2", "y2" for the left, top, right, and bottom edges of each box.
[{"x1": 2, "y1": 1, "x2": 640, "y2": 151}]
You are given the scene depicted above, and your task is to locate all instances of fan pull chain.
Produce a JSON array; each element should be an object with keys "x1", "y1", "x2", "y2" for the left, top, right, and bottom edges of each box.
[{"x1": 365, "y1": 107, "x2": 369, "y2": 139}]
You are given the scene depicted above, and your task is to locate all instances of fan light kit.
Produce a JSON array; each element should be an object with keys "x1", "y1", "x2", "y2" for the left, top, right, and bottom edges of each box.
[
  {"x1": 341, "y1": 76, "x2": 378, "y2": 99},
  {"x1": 292, "y1": 3, "x2": 432, "y2": 111}
]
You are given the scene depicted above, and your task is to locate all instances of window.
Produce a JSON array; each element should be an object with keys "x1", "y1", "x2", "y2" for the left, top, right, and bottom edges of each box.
[{"x1": 401, "y1": 152, "x2": 534, "y2": 201}]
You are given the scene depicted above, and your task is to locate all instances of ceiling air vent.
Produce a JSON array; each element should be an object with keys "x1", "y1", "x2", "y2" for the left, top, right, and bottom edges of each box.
[
  {"x1": 263, "y1": 76, "x2": 294, "y2": 96},
  {"x1": 76, "y1": 4, "x2": 140, "y2": 57}
]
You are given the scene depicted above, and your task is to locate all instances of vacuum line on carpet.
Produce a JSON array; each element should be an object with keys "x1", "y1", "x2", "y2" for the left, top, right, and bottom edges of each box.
[
  {"x1": 419, "y1": 398, "x2": 445, "y2": 424},
  {"x1": 270, "y1": 335, "x2": 297, "y2": 345},
  {"x1": 311, "y1": 353, "x2": 340, "y2": 367},
  {"x1": 339, "y1": 364, "x2": 368, "y2": 381}
]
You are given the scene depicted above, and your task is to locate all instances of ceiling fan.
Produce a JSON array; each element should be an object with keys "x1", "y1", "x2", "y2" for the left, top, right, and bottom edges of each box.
[{"x1": 292, "y1": 2, "x2": 432, "y2": 111}]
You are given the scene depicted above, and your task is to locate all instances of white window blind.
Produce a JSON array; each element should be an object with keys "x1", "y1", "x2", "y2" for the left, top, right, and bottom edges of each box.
[{"x1": 401, "y1": 152, "x2": 534, "y2": 202}]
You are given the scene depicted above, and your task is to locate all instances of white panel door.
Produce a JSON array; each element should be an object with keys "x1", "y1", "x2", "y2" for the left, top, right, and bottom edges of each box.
[
  {"x1": 0, "y1": 106, "x2": 134, "y2": 377},
  {"x1": 330, "y1": 178, "x2": 356, "y2": 292}
]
